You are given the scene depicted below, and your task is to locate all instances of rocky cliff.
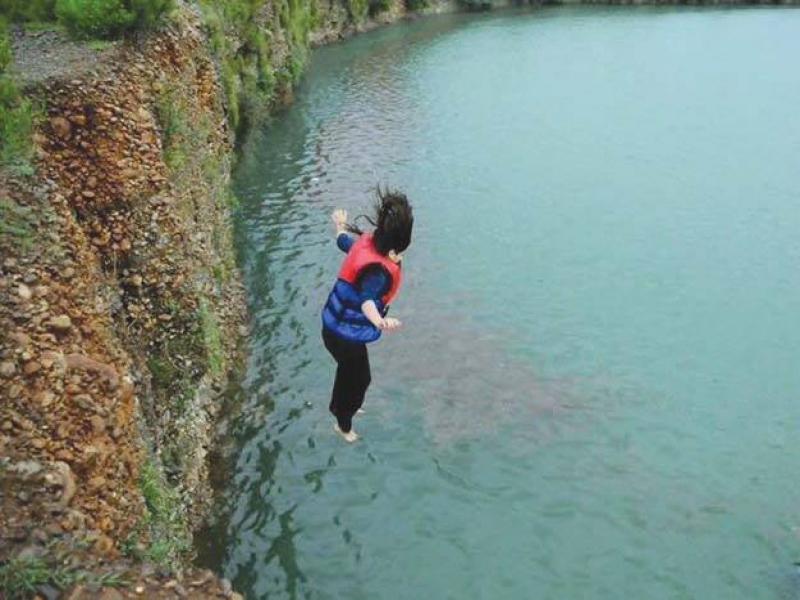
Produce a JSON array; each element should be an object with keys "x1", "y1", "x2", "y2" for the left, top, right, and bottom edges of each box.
[
  {"x1": 1, "y1": 7, "x2": 246, "y2": 597},
  {"x1": 1, "y1": 0, "x2": 445, "y2": 595}
]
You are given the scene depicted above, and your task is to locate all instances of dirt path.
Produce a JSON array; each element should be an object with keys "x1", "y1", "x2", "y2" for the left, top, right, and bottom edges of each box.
[{"x1": 10, "y1": 27, "x2": 121, "y2": 88}]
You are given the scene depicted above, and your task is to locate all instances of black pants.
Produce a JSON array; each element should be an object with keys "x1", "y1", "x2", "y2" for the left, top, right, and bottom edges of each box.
[{"x1": 322, "y1": 327, "x2": 372, "y2": 433}]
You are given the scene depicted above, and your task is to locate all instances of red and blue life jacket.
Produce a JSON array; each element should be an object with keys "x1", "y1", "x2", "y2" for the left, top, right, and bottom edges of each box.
[{"x1": 322, "y1": 233, "x2": 402, "y2": 343}]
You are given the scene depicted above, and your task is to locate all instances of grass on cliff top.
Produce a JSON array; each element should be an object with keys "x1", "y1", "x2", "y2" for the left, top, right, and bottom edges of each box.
[
  {"x1": 54, "y1": 0, "x2": 175, "y2": 40},
  {"x1": 22, "y1": 20, "x2": 65, "y2": 32},
  {"x1": 1, "y1": 0, "x2": 174, "y2": 39},
  {"x1": 0, "y1": 0, "x2": 56, "y2": 23}
]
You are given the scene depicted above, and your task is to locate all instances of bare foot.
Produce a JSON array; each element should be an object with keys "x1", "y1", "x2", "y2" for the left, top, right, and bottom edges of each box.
[{"x1": 334, "y1": 423, "x2": 358, "y2": 443}]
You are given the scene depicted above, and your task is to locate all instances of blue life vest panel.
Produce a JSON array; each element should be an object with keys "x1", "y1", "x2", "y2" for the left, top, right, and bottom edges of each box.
[{"x1": 322, "y1": 279, "x2": 389, "y2": 343}]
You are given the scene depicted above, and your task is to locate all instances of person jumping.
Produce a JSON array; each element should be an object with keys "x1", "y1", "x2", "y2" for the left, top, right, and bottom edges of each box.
[{"x1": 321, "y1": 188, "x2": 414, "y2": 442}]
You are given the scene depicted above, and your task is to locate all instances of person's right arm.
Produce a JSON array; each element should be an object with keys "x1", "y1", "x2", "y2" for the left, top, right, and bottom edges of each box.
[{"x1": 332, "y1": 208, "x2": 354, "y2": 253}]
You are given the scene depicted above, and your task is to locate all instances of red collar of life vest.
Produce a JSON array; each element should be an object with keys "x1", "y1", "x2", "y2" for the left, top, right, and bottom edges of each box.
[{"x1": 338, "y1": 233, "x2": 401, "y2": 305}]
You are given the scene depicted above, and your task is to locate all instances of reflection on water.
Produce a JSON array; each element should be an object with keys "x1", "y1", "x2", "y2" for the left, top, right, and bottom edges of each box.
[{"x1": 198, "y1": 7, "x2": 800, "y2": 600}]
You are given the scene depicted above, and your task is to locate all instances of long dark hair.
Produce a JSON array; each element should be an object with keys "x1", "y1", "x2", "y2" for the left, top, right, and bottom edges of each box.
[{"x1": 346, "y1": 187, "x2": 414, "y2": 255}]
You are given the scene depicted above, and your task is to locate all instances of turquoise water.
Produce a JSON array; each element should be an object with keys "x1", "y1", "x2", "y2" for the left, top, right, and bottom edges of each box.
[{"x1": 201, "y1": 7, "x2": 800, "y2": 599}]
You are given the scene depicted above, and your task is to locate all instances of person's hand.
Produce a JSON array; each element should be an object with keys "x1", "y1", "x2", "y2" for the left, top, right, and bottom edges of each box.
[
  {"x1": 381, "y1": 317, "x2": 402, "y2": 331},
  {"x1": 332, "y1": 208, "x2": 347, "y2": 231}
]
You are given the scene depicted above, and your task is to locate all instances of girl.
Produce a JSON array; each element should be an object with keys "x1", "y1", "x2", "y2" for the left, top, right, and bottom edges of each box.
[{"x1": 321, "y1": 188, "x2": 414, "y2": 442}]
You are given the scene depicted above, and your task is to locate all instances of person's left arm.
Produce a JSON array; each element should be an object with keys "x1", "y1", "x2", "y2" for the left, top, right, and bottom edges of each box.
[
  {"x1": 358, "y1": 266, "x2": 401, "y2": 331},
  {"x1": 362, "y1": 301, "x2": 401, "y2": 331}
]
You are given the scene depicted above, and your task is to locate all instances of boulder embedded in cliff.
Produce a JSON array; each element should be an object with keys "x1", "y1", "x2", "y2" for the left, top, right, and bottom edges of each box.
[
  {"x1": 50, "y1": 116, "x2": 72, "y2": 138},
  {"x1": 48, "y1": 315, "x2": 73, "y2": 331},
  {"x1": 65, "y1": 353, "x2": 121, "y2": 389},
  {"x1": 0, "y1": 361, "x2": 16, "y2": 377},
  {"x1": 18, "y1": 283, "x2": 33, "y2": 300}
]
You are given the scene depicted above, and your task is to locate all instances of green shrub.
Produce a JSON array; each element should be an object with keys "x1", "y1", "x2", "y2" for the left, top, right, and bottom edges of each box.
[
  {"x1": 285, "y1": 0, "x2": 311, "y2": 47},
  {"x1": 369, "y1": 0, "x2": 392, "y2": 16},
  {"x1": 0, "y1": 19, "x2": 10, "y2": 73},
  {"x1": 405, "y1": 0, "x2": 428, "y2": 9},
  {"x1": 459, "y1": 0, "x2": 492, "y2": 9},
  {"x1": 220, "y1": 61, "x2": 240, "y2": 131},
  {"x1": 347, "y1": 0, "x2": 368, "y2": 21},
  {"x1": 129, "y1": 0, "x2": 173, "y2": 29},
  {"x1": 0, "y1": 21, "x2": 35, "y2": 167},
  {"x1": 54, "y1": 0, "x2": 172, "y2": 39},
  {"x1": 0, "y1": 0, "x2": 56, "y2": 22},
  {"x1": 196, "y1": 0, "x2": 314, "y2": 137},
  {"x1": 55, "y1": 0, "x2": 134, "y2": 39}
]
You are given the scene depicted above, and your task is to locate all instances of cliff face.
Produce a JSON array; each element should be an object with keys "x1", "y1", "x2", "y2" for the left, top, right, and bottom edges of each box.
[
  {"x1": 2, "y1": 0, "x2": 447, "y2": 590},
  {"x1": 33, "y1": 10, "x2": 243, "y2": 517},
  {"x1": 1, "y1": 6, "x2": 245, "y2": 590}
]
